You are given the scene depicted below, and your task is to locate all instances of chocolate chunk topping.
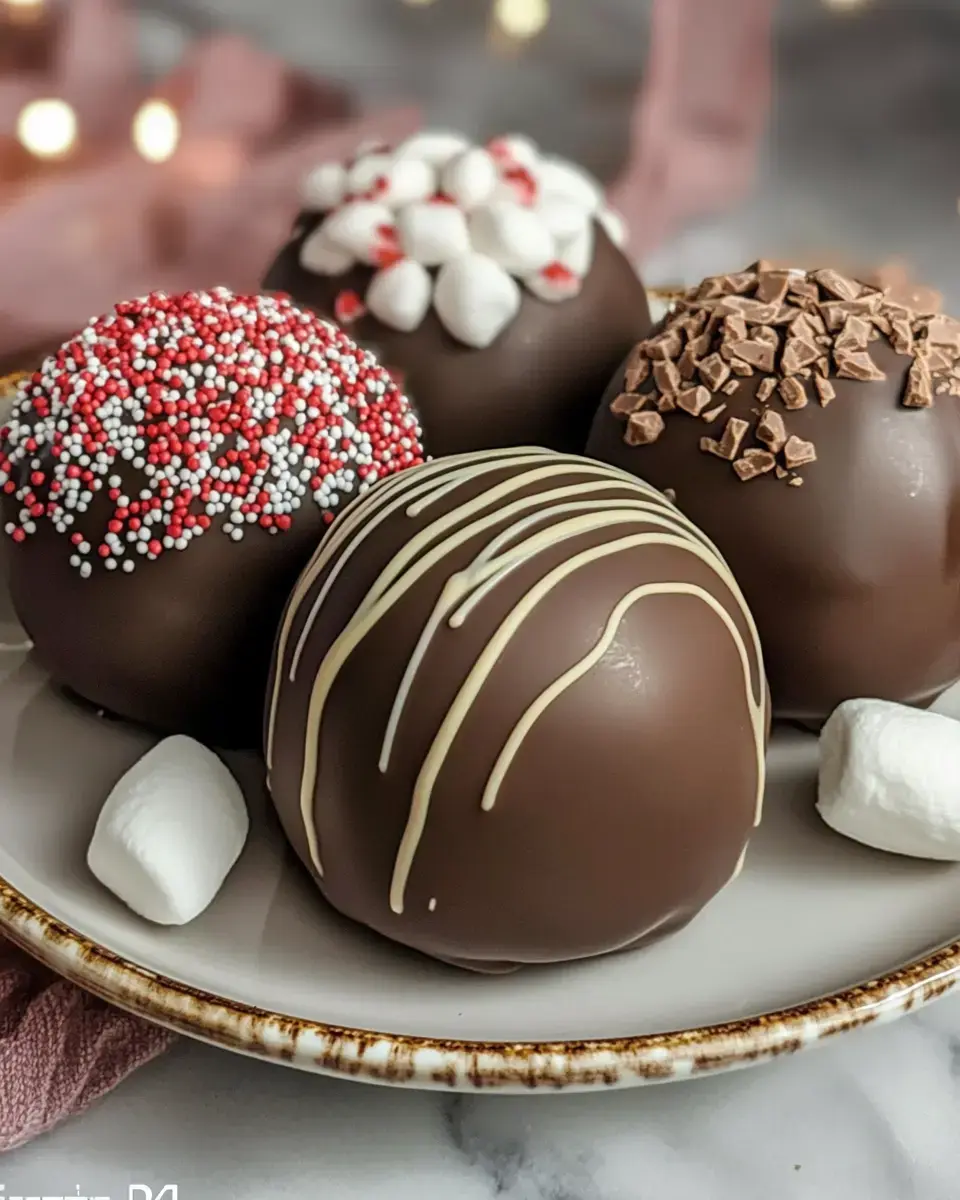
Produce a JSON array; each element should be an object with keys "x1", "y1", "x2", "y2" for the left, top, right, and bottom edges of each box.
[
  {"x1": 756, "y1": 410, "x2": 787, "y2": 453},
  {"x1": 733, "y1": 448, "x2": 777, "y2": 481},
  {"x1": 626, "y1": 410, "x2": 665, "y2": 445},
  {"x1": 783, "y1": 435, "x2": 817, "y2": 469},
  {"x1": 612, "y1": 263, "x2": 960, "y2": 486},
  {"x1": 779, "y1": 377, "x2": 808, "y2": 410}
]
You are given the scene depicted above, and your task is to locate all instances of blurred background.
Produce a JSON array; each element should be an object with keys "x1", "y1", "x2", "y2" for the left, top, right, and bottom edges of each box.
[{"x1": 1, "y1": 0, "x2": 958, "y2": 370}]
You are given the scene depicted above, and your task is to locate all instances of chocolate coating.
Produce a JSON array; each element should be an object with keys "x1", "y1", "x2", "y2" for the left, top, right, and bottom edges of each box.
[
  {"x1": 264, "y1": 218, "x2": 651, "y2": 458},
  {"x1": 587, "y1": 266, "x2": 960, "y2": 723},
  {"x1": 265, "y1": 448, "x2": 768, "y2": 970},
  {"x1": 0, "y1": 290, "x2": 424, "y2": 747}
]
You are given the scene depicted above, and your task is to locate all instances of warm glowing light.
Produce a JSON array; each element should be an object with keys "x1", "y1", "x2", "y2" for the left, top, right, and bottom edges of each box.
[
  {"x1": 493, "y1": 0, "x2": 549, "y2": 39},
  {"x1": 402, "y1": 0, "x2": 438, "y2": 6},
  {"x1": 4, "y1": 0, "x2": 46, "y2": 9},
  {"x1": 821, "y1": 0, "x2": 870, "y2": 10},
  {"x1": 132, "y1": 99, "x2": 181, "y2": 164},
  {"x1": 16, "y1": 98, "x2": 77, "y2": 160}
]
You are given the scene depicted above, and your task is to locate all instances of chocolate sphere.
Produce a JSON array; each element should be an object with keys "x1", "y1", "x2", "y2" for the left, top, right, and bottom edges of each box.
[
  {"x1": 0, "y1": 289, "x2": 424, "y2": 746},
  {"x1": 265, "y1": 448, "x2": 768, "y2": 971},
  {"x1": 587, "y1": 264, "x2": 960, "y2": 724},
  {"x1": 263, "y1": 131, "x2": 651, "y2": 458}
]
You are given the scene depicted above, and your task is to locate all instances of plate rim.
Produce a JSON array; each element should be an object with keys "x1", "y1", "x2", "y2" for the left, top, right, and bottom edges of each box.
[{"x1": 1, "y1": 871, "x2": 957, "y2": 1092}]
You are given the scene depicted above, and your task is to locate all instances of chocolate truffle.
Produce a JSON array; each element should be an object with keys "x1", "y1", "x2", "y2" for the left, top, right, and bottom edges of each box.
[
  {"x1": 587, "y1": 264, "x2": 960, "y2": 724},
  {"x1": 263, "y1": 131, "x2": 652, "y2": 457},
  {"x1": 265, "y1": 447, "x2": 768, "y2": 971},
  {"x1": 0, "y1": 289, "x2": 424, "y2": 746}
]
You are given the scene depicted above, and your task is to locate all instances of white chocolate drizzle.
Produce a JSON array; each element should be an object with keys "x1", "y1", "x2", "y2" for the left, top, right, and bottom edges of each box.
[{"x1": 267, "y1": 448, "x2": 767, "y2": 915}]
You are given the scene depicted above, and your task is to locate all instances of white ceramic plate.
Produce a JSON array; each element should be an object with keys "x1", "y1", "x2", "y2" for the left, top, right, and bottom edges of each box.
[{"x1": 2, "y1": 561, "x2": 960, "y2": 1094}]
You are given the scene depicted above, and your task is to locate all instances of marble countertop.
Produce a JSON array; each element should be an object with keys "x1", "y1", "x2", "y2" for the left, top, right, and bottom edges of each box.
[{"x1": 6, "y1": 994, "x2": 960, "y2": 1198}]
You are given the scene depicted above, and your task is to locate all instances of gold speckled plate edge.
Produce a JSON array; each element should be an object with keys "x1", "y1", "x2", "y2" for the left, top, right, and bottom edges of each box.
[{"x1": 0, "y1": 875, "x2": 958, "y2": 1091}]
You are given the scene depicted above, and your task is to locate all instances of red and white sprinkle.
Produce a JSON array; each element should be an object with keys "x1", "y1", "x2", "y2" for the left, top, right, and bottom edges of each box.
[{"x1": 0, "y1": 289, "x2": 425, "y2": 576}]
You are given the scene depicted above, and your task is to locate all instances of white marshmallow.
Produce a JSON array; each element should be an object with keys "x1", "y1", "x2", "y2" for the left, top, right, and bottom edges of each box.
[
  {"x1": 487, "y1": 133, "x2": 540, "y2": 170},
  {"x1": 434, "y1": 253, "x2": 521, "y2": 349},
  {"x1": 321, "y1": 200, "x2": 395, "y2": 265},
  {"x1": 524, "y1": 263, "x2": 583, "y2": 303},
  {"x1": 537, "y1": 195, "x2": 589, "y2": 243},
  {"x1": 441, "y1": 148, "x2": 498, "y2": 210},
  {"x1": 395, "y1": 131, "x2": 470, "y2": 168},
  {"x1": 346, "y1": 152, "x2": 393, "y2": 198},
  {"x1": 556, "y1": 219, "x2": 595, "y2": 277},
  {"x1": 397, "y1": 201, "x2": 470, "y2": 266},
  {"x1": 88, "y1": 737, "x2": 249, "y2": 925},
  {"x1": 381, "y1": 158, "x2": 436, "y2": 208},
  {"x1": 597, "y1": 207, "x2": 628, "y2": 248},
  {"x1": 817, "y1": 699, "x2": 960, "y2": 861},
  {"x1": 366, "y1": 259, "x2": 433, "y2": 332},
  {"x1": 299, "y1": 226, "x2": 354, "y2": 276},
  {"x1": 468, "y1": 202, "x2": 555, "y2": 274},
  {"x1": 302, "y1": 162, "x2": 347, "y2": 211},
  {"x1": 538, "y1": 156, "x2": 604, "y2": 212}
]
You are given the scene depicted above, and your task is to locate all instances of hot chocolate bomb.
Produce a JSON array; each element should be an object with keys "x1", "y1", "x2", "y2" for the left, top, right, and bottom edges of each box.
[
  {"x1": 265, "y1": 448, "x2": 768, "y2": 971},
  {"x1": 587, "y1": 265, "x2": 960, "y2": 723},
  {"x1": 263, "y1": 131, "x2": 652, "y2": 457},
  {"x1": 0, "y1": 289, "x2": 425, "y2": 745}
]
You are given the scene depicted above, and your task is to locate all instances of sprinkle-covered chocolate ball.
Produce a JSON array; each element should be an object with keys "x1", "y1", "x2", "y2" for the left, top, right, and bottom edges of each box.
[
  {"x1": 263, "y1": 131, "x2": 652, "y2": 457},
  {"x1": 265, "y1": 447, "x2": 768, "y2": 971},
  {"x1": 587, "y1": 264, "x2": 960, "y2": 724},
  {"x1": 0, "y1": 289, "x2": 424, "y2": 745}
]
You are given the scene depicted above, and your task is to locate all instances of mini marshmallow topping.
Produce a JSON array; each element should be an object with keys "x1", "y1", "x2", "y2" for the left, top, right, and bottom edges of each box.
[
  {"x1": 818, "y1": 698, "x2": 960, "y2": 861},
  {"x1": 87, "y1": 736, "x2": 250, "y2": 925},
  {"x1": 297, "y1": 131, "x2": 629, "y2": 349}
]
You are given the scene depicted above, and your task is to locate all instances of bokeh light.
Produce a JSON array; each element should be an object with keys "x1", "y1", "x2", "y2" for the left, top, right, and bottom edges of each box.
[
  {"x1": 132, "y1": 99, "x2": 181, "y2": 164},
  {"x1": 16, "y1": 98, "x2": 78, "y2": 160},
  {"x1": 493, "y1": 0, "x2": 550, "y2": 40}
]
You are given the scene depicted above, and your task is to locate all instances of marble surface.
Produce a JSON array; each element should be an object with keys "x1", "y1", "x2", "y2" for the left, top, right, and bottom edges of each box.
[{"x1": 5, "y1": 996, "x2": 960, "y2": 1197}]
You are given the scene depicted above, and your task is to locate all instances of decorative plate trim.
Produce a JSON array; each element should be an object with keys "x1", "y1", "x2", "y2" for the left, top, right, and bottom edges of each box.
[{"x1": 0, "y1": 874, "x2": 957, "y2": 1093}]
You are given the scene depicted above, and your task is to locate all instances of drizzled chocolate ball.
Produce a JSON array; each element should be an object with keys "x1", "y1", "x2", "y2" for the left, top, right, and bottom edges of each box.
[
  {"x1": 263, "y1": 131, "x2": 651, "y2": 457},
  {"x1": 0, "y1": 289, "x2": 424, "y2": 745},
  {"x1": 265, "y1": 448, "x2": 768, "y2": 971},
  {"x1": 587, "y1": 264, "x2": 960, "y2": 724}
]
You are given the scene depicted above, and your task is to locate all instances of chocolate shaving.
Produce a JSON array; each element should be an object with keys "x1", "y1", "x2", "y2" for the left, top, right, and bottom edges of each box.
[
  {"x1": 654, "y1": 360, "x2": 682, "y2": 396},
  {"x1": 623, "y1": 351, "x2": 650, "y2": 392},
  {"x1": 755, "y1": 409, "x2": 787, "y2": 453},
  {"x1": 782, "y1": 337, "x2": 821, "y2": 375},
  {"x1": 755, "y1": 271, "x2": 791, "y2": 305},
  {"x1": 721, "y1": 380, "x2": 741, "y2": 396},
  {"x1": 729, "y1": 359, "x2": 755, "y2": 377},
  {"x1": 729, "y1": 339, "x2": 776, "y2": 372},
  {"x1": 701, "y1": 417, "x2": 749, "y2": 461},
  {"x1": 724, "y1": 314, "x2": 748, "y2": 343},
  {"x1": 698, "y1": 354, "x2": 731, "y2": 390},
  {"x1": 903, "y1": 357, "x2": 933, "y2": 408},
  {"x1": 927, "y1": 315, "x2": 960, "y2": 349},
  {"x1": 835, "y1": 315, "x2": 872, "y2": 353},
  {"x1": 756, "y1": 377, "x2": 777, "y2": 404},
  {"x1": 788, "y1": 278, "x2": 820, "y2": 304},
  {"x1": 890, "y1": 317, "x2": 914, "y2": 356},
  {"x1": 812, "y1": 269, "x2": 862, "y2": 301},
  {"x1": 677, "y1": 346, "x2": 700, "y2": 381},
  {"x1": 834, "y1": 350, "x2": 886, "y2": 382},
  {"x1": 787, "y1": 476, "x2": 805, "y2": 488},
  {"x1": 626, "y1": 410, "x2": 665, "y2": 445},
  {"x1": 783, "y1": 434, "x2": 817, "y2": 469},
  {"x1": 702, "y1": 404, "x2": 727, "y2": 423},
  {"x1": 779, "y1": 377, "x2": 808, "y2": 409},
  {"x1": 775, "y1": 466, "x2": 789, "y2": 480},
  {"x1": 677, "y1": 385, "x2": 712, "y2": 416},
  {"x1": 733, "y1": 448, "x2": 777, "y2": 481},
  {"x1": 718, "y1": 297, "x2": 780, "y2": 324},
  {"x1": 813, "y1": 376, "x2": 836, "y2": 406},
  {"x1": 644, "y1": 329, "x2": 684, "y2": 360}
]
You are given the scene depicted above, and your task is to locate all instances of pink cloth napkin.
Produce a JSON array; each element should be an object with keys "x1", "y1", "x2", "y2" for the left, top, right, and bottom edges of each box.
[{"x1": 0, "y1": 0, "x2": 775, "y2": 1151}]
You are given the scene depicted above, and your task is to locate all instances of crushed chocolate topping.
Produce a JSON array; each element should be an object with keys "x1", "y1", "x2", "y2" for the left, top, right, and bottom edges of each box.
[
  {"x1": 626, "y1": 410, "x2": 665, "y2": 445},
  {"x1": 783, "y1": 435, "x2": 817, "y2": 469},
  {"x1": 756, "y1": 409, "x2": 787, "y2": 453},
  {"x1": 611, "y1": 264, "x2": 960, "y2": 487},
  {"x1": 734, "y1": 448, "x2": 777, "y2": 481}
]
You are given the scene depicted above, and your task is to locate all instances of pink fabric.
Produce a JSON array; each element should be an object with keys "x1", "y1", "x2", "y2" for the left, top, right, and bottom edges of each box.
[{"x1": 0, "y1": 942, "x2": 173, "y2": 1152}]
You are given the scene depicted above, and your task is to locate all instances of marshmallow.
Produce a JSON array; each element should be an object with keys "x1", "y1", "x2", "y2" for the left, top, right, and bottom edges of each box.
[
  {"x1": 434, "y1": 253, "x2": 521, "y2": 349},
  {"x1": 381, "y1": 158, "x2": 436, "y2": 208},
  {"x1": 321, "y1": 201, "x2": 396, "y2": 265},
  {"x1": 347, "y1": 152, "x2": 393, "y2": 198},
  {"x1": 397, "y1": 201, "x2": 470, "y2": 266},
  {"x1": 302, "y1": 162, "x2": 347, "y2": 211},
  {"x1": 556, "y1": 219, "x2": 595, "y2": 277},
  {"x1": 468, "y1": 202, "x2": 555, "y2": 274},
  {"x1": 300, "y1": 227, "x2": 354, "y2": 276},
  {"x1": 487, "y1": 133, "x2": 540, "y2": 170},
  {"x1": 441, "y1": 148, "x2": 498, "y2": 210},
  {"x1": 366, "y1": 259, "x2": 433, "y2": 332},
  {"x1": 597, "y1": 207, "x2": 628, "y2": 248},
  {"x1": 395, "y1": 131, "x2": 470, "y2": 168},
  {"x1": 525, "y1": 262, "x2": 583, "y2": 303},
  {"x1": 88, "y1": 736, "x2": 249, "y2": 925},
  {"x1": 817, "y1": 699, "x2": 960, "y2": 861},
  {"x1": 537, "y1": 195, "x2": 590, "y2": 243},
  {"x1": 538, "y1": 156, "x2": 604, "y2": 212}
]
